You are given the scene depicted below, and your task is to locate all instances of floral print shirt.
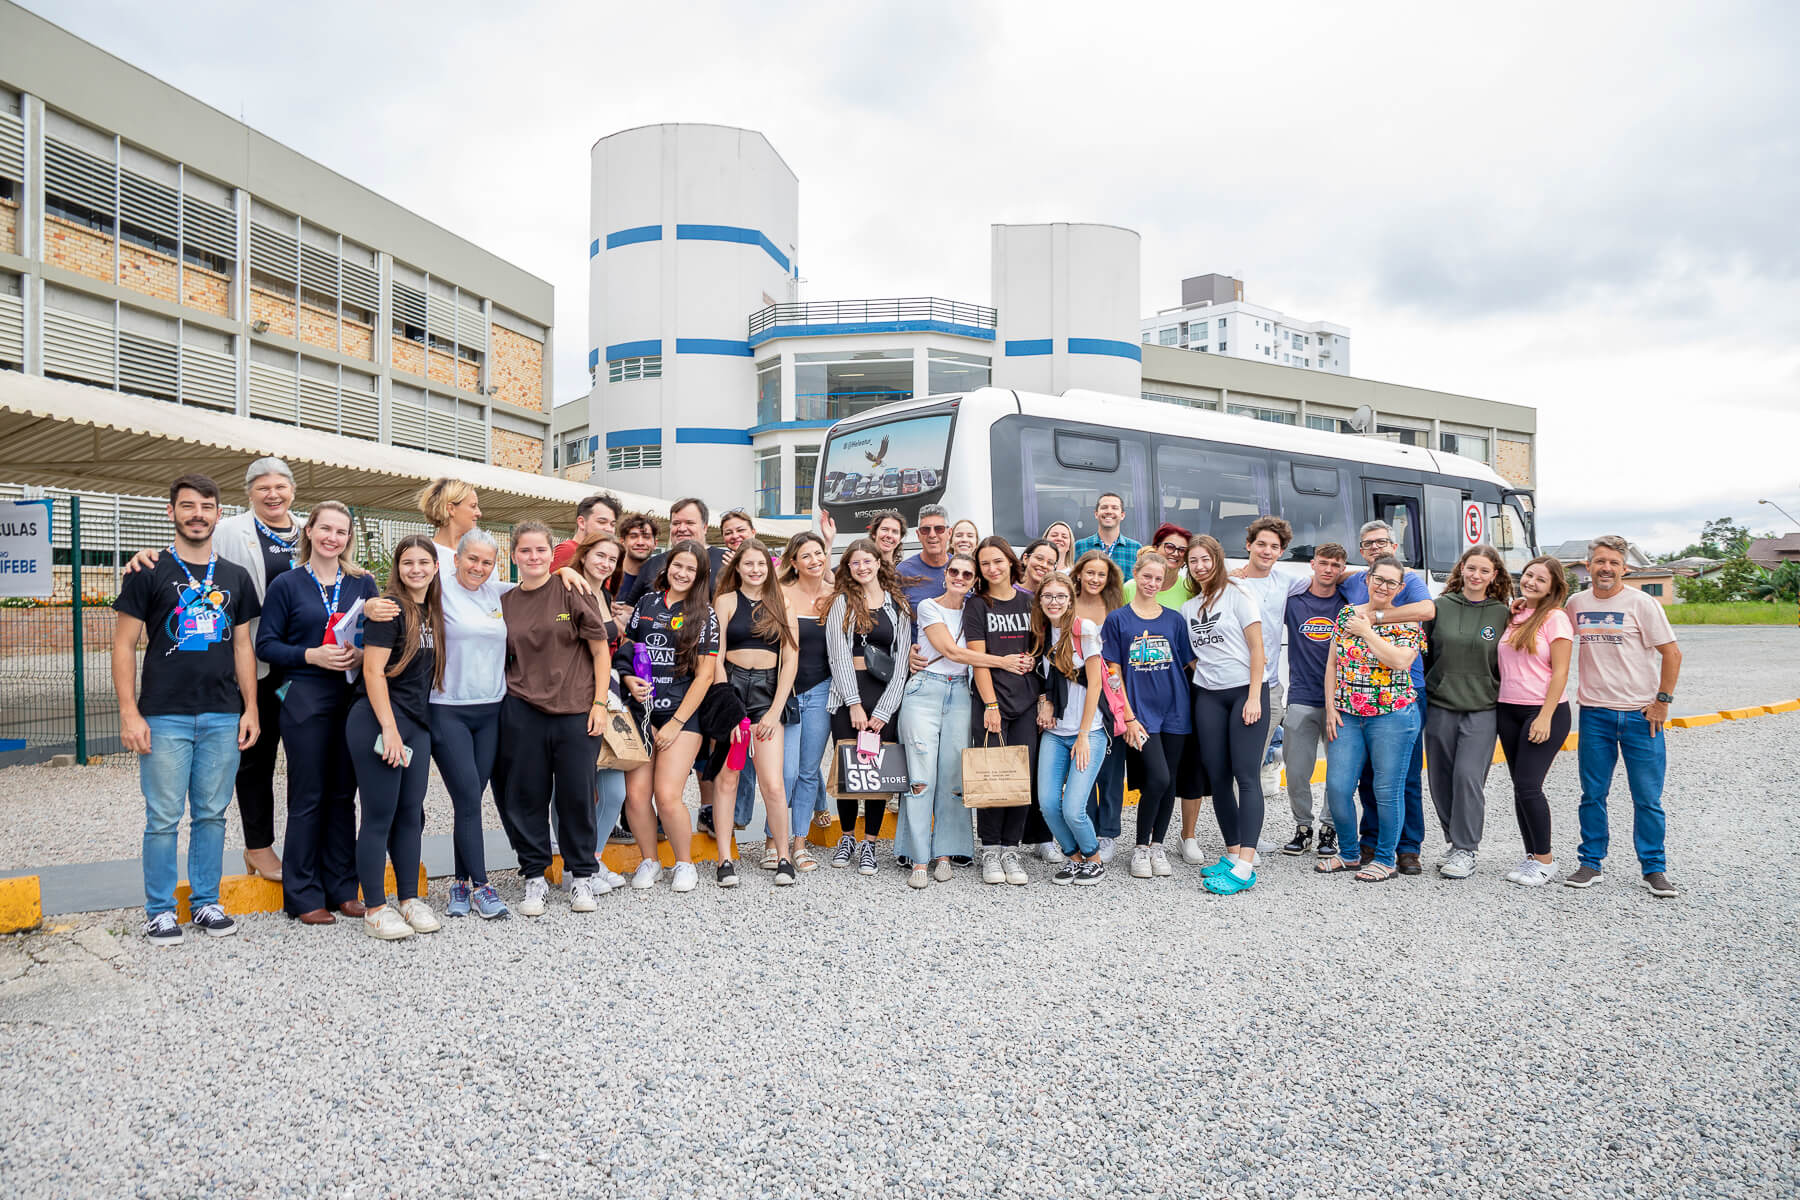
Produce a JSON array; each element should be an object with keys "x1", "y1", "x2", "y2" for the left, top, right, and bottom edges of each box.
[{"x1": 1332, "y1": 605, "x2": 1423, "y2": 717}]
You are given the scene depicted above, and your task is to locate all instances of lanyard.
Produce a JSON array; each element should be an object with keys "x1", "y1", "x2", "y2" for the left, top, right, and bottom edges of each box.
[
  {"x1": 304, "y1": 563, "x2": 343, "y2": 622},
  {"x1": 169, "y1": 547, "x2": 218, "y2": 609},
  {"x1": 254, "y1": 513, "x2": 299, "y2": 569}
]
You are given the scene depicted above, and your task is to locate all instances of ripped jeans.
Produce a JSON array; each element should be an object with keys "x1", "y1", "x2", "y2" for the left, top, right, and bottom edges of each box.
[{"x1": 895, "y1": 670, "x2": 973, "y2": 863}]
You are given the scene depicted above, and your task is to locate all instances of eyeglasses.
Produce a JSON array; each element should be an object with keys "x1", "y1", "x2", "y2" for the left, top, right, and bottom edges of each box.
[
  {"x1": 1369, "y1": 576, "x2": 1403, "y2": 590},
  {"x1": 918, "y1": 524, "x2": 948, "y2": 535},
  {"x1": 1040, "y1": 593, "x2": 1070, "y2": 605},
  {"x1": 943, "y1": 567, "x2": 974, "y2": 581},
  {"x1": 1160, "y1": 541, "x2": 1189, "y2": 556},
  {"x1": 1360, "y1": 538, "x2": 1393, "y2": 550}
]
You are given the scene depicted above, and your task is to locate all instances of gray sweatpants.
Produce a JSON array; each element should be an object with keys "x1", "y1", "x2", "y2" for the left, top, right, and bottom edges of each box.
[
  {"x1": 1424, "y1": 706, "x2": 1496, "y2": 852},
  {"x1": 1281, "y1": 701, "x2": 1331, "y2": 830}
]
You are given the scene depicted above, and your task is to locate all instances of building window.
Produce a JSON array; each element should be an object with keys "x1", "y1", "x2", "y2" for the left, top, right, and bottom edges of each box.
[
  {"x1": 1142, "y1": 391, "x2": 1219, "y2": 410},
  {"x1": 1218, "y1": 317, "x2": 1228, "y2": 331},
  {"x1": 794, "y1": 444, "x2": 820, "y2": 513},
  {"x1": 1190, "y1": 321, "x2": 1208, "y2": 341},
  {"x1": 609, "y1": 354, "x2": 662, "y2": 383},
  {"x1": 608, "y1": 443, "x2": 661, "y2": 471},
  {"x1": 1640, "y1": 582, "x2": 1663, "y2": 597},
  {"x1": 755, "y1": 447, "x2": 781, "y2": 518},
  {"x1": 561, "y1": 436, "x2": 594, "y2": 467},
  {"x1": 1440, "y1": 431, "x2": 1490, "y2": 462},
  {"x1": 1305, "y1": 414, "x2": 1337, "y2": 433},
  {"x1": 1158, "y1": 327, "x2": 1179, "y2": 346},
  {"x1": 1378, "y1": 424, "x2": 1427, "y2": 447},
  {"x1": 794, "y1": 349, "x2": 913, "y2": 421},
  {"x1": 1218, "y1": 341, "x2": 1228, "y2": 353},
  {"x1": 1226, "y1": 403, "x2": 1297, "y2": 425},
  {"x1": 756, "y1": 357, "x2": 781, "y2": 425},
  {"x1": 928, "y1": 349, "x2": 990, "y2": 396}
]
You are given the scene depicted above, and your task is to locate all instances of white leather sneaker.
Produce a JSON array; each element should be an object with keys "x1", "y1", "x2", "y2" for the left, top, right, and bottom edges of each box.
[
  {"x1": 364, "y1": 905, "x2": 414, "y2": 940},
  {"x1": 399, "y1": 897, "x2": 441, "y2": 933}
]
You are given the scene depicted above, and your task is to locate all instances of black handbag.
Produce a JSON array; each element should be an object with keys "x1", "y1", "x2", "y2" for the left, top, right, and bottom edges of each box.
[{"x1": 863, "y1": 642, "x2": 896, "y2": 684}]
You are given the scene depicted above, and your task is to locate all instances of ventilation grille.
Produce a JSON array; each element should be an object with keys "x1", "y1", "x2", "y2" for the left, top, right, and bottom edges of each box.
[
  {"x1": 341, "y1": 262, "x2": 379, "y2": 313},
  {"x1": 392, "y1": 281, "x2": 426, "y2": 327},
  {"x1": 180, "y1": 344, "x2": 236, "y2": 411},
  {"x1": 0, "y1": 293, "x2": 23, "y2": 366},
  {"x1": 119, "y1": 171, "x2": 178, "y2": 242},
  {"x1": 339, "y1": 383, "x2": 379, "y2": 440},
  {"x1": 118, "y1": 331, "x2": 177, "y2": 400},
  {"x1": 42, "y1": 307, "x2": 113, "y2": 384},
  {"x1": 0, "y1": 109, "x2": 22, "y2": 182},
  {"x1": 44, "y1": 137, "x2": 115, "y2": 213},
  {"x1": 426, "y1": 292, "x2": 456, "y2": 342},
  {"x1": 457, "y1": 307, "x2": 487, "y2": 352},
  {"x1": 248, "y1": 362, "x2": 297, "y2": 423},
  {"x1": 456, "y1": 416, "x2": 488, "y2": 460},
  {"x1": 180, "y1": 194, "x2": 237, "y2": 262},
  {"x1": 299, "y1": 244, "x2": 337, "y2": 296},
  {"x1": 248, "y1": 222, "x2": 298, "y2": 284},
  {"x1": 390, "y1": 396, "x2": 428, "y2": 449},
  {"x1": 427, "y1": 410, "x2": 457, "y2": 456}
]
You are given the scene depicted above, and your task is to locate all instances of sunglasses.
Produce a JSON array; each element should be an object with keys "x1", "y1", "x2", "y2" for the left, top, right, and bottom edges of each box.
[
  {"x1": 944, "y1": 567, "x2": 975, "y2": 581},
  {"x1": 918, "y1": 524, "x2": 948, "y2": 535}
]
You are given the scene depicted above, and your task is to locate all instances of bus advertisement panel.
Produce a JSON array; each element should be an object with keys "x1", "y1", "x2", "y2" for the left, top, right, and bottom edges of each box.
[{"x1": 819, "y1": 412, "x2": 953, "y2": 528}]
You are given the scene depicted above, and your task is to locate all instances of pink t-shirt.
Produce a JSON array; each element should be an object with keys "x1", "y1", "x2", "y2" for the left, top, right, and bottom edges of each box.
[
  {"x1": 1564, "y1": 587, "x2": 1678, "y2": 709},
  {"x1": 1497, "y1": 607, "x2": 1573, "y2": 706}
]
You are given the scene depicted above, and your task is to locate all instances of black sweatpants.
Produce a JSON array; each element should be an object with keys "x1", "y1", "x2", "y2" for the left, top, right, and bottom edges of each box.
[
  {"x1": 1195, "y1": 683, "x2": 1271, "y2": 848},
  {"x1": 235, "y1": 672, "x2": 285, "y2": 850},
  {"x1": 346, "y1": 700, "x2": 429, "y2": 906},
  {"x1": 1497, "y1": 700, "x2": 1569, "y2": 856},
  {"x1": 975, "y1": 707, "x2": 1041, "y2": 847},
  {"x1": 497, "y1": 694, "x2": 600, "y2": 880},
  {"x1": 278, "y1": 693, "x2": 359, "y2": 915},
  {"x1": 1131, "y1": 730, "x2": 1187, "y2": 847}
]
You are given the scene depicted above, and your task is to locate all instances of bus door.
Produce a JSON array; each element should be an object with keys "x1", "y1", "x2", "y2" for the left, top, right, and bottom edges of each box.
[{"x1": 1361, "y1": 479, "x2": 1425, "y2": 571}]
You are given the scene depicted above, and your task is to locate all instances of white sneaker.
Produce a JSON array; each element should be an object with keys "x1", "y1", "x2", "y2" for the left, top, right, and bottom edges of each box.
[
  {"x1": 1037, "y1": 841, "x2": 1066, "y2": 864},
  {"x1": 1097, "y1": 837, "x2": 1117, "y2": 864},
  {"x1": 1504, "y1": 857, "x2": 1534, "y2": 883},
  {"x1": 364, "y1": 905, "x2": 414, "y2": 940},
  {"x1": 569, "y1": 878, "x2": 599, "y2": 912},
  {"x1": 932, "y1": 857, "x2": 953, "y2": 883},
  {"x1": 908, "y1": 865, "x2": 929, "y2": 890},
  {"x1": 598, "y1": 865, "x2": 629, "y2": 889},
  {"x1": 980, "y1": 850, "x2": 1005, "y2": 885},
  {"x1": 1180, "y1": 837, "x2": 1206, "y2": 865},
  {"x1": 1439, "y1": 849, "x2": 1477, "y2": 880},
  {"x1": 1001, "y1": 850, "x2": 1029, "y2": 886},
  {"x1": 630, "y1": 860, "x2": 663, "y2": 890},
  {"x1": 399, "y1": 897, "x2": 441, "y2": 933},
  {"x1": 1513, "y1": 859, "x2": 1556, "y2": 887},
  {"x1": 670, "y1": 862, "x2": 698, "y2": 893},
  {"x1": 1129, "y1": 846, "x2": 1153, "y2": 879},
  {"x1": 1150, "y1": 845, "x2": 1172, "y2": 877},
  {"x1": 518, "y1": 877, "x2": 550, "y2": 917}
]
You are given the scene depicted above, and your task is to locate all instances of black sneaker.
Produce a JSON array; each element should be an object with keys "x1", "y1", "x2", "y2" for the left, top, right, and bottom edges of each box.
[
  {"x1": 774, "y1": 859, "x2": 796, "y2": 887},
  {"x1": 716, "y1": 859, "x2": 739, "y2": 888},
  {"x1": 607, "y1": 822, "x2": 633, "y2": 845},
  {"x1": 143, "y1": 911, "x2": 184, "y2": 946},
  {"x1": 1281, "y1": 825, "x2": 1312, "y2": 856},
  {"x1": 697, "y1": 806, "x2": 716, "y2": 836},
  {"x1": 1051, "y1": 863, "x2": 1077, "y2": 886},
  {"x1": 1072, "y1": 860, "x2": 1105, "y2": 886},
  {"x1": 190, "y1": 903, "x2": 238, "y2": 938},
  {"x1": 1316, "y1": 826, "x2": 1339, "y2": 859}
]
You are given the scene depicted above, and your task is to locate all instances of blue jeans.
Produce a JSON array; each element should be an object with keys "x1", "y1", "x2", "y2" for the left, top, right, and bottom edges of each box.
[
  {"x1": 1356, "y1": 691, "x2": 1428, "y2": 856},
  {"x1": 596, "y1": 768, "x2": 628, "y2": 849},
  {"x1": 140, "y1": 712, "x2": 242, "y2": 917},
  {"x1": 1039, "y1": 728, "x2": 1109, "y2": 856},
  {"x1": 1325, "y1": 703, "x2": 1422, "y2": 868},
  {"x1": 734, "y1": 764, "x2": 757, "y2": 829},
  {"x1": 1086, "y1": 727, "x2": 1126, "y2": 839},
  {"x1": 1576, "y1": 707, "x2": 1668, "y2": 873},
  {"x1": 896, "y1": 671, "x2": 973, "y2": 862},
  {"x1": 781, "y1": 679, "x2": 831, "y2": 835}
]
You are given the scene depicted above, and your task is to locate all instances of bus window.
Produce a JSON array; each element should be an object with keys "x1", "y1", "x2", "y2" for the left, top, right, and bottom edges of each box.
[
  {"x1": 991, "y1": 418, "x2": 1150, "y2": 545},
  {"x1": 1155, "y1": 442, "x2": 1271, "y2": 551},
  {"x1": 1425, "y1": 484, "x2": 1465, "y2": 575},
  {"x1": 1366, "y1": 487, "x2": 1423, "y2": 568},
  {"x1": 1487, "y1": 501, "x2": 1530, "y2": 575},
  {"x1": 1277, "y1": 462, "x2": 1357, "y2": 562}
]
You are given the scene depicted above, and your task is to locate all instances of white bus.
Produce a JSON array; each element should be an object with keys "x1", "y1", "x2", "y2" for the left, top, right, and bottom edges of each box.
[{"x1": 816, "y1": 387, "x2": 1537, "y2": 582}]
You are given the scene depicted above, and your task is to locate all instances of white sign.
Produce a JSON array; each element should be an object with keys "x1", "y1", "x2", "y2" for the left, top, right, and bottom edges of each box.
[
  {"x1": 1462, "y1": 500, "x2": 1485, "y2": 547},
  {"x1": 0, "y1": 500, "x2": 54, "y2": 598}
]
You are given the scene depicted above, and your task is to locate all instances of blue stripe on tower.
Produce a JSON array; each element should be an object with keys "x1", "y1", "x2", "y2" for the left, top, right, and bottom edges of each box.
[
  {"x1": 587, "y1": 349, "x2": 599, "y2": 369},
  {"x1": 675, "y1": 427, "x2": 754, "y2": 445},
  {"x1": 1005, "y1": 339, "x2": 1053, "y2": 356},
  {"x1": 605, "y1": 225, "x2": 663, "y2": 249},
  {"x1": 674, "y1": 224, "x2": 791, "y2": 273},
  {"x1": 604, "y1": 339, "x2": 663, "y2": 360},
  {"x1": 1066, "y1": 338, "x2": 1143, "y2": 361},
  {"x1": 588, "y1": 239, "x2": 600, "y2": 258},
  {"x1": 606, "y1": 428, "x2": 662, "y2": 449}
]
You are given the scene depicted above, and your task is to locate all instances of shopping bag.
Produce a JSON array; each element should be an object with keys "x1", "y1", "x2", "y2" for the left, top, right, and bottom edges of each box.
[
  {"x1": 595, "y1": 709, "x2": 651, "y2": 771},
  {"x1": 960, "y1": 734, "x2": 1031, "y2": 808},
  {"x1": 830, "y1": 739, "x2": 909, "y2": 798}
]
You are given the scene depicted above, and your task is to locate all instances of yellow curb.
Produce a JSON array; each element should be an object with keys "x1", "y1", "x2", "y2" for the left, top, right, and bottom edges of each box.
[
  {"x1": 1668, "y1": 713, "x2": 1722, "y2": 728},
  {"x1": 1764, "y1": 699, "x2": 1800, "y2": 714},
  {"x1": 171, "y1": 865, "x2": 428, "y2": 920},
  {"x1": 0, "y1": 874, "x2": 43, "y2": 933},
  {"x1": 1719, "y1": 706, "x2": 1764, "y2": 721},
  {"x1": 803, "y1": 812, "x2": 900, "y2": 847}
]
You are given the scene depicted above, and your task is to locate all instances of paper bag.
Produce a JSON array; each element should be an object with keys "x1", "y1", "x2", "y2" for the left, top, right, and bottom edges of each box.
[
  {"x1": 961, "y1": 736, "x2": 1031, "y2": 808},
  {"x1": 595, "y1": 709, "x2": 651, "y2": 771}
]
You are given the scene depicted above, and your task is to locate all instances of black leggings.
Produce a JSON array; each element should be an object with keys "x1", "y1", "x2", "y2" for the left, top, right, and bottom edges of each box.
[
  {"x1": 1131, "y1": 730, "x2": 1187, "y2": 847},
  {"x1": 428, "y1": 701, "x2": 500, "y2": 885},
  {"x1": 975, "y1": 707, "x2": 1040, "y2": 847},
  {"x1": 346, "y1": 701, "x2": 429, "y2": 906},
  {"x1": 1497, "y1": 700, "x2": 1569, "y2": 856},
  {"x1": 1196, "y1": 683, "x2": 1271, "y2": 848}
]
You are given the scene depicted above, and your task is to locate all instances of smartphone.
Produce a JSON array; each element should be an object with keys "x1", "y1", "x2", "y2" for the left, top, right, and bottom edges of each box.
[{"x1": 374, "y1": 734, "x2": 413, "y2": 767}]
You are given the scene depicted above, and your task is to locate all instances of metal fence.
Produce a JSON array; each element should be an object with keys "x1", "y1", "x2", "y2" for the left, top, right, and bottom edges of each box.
[{"x1": 0, "y1": 486, "x2": 545, "y2": 768}]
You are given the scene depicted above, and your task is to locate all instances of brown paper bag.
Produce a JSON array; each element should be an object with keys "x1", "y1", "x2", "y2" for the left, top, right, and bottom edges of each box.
[
  {"x1": 961, "y1": 735, "x2": 1031, "y2": 808},
  {"x1": 595, "y1": 709, "x2": 650, "y2": 771}
]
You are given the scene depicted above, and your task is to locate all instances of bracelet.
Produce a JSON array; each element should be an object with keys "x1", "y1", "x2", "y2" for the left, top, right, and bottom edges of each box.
[{"x1": 985, "y1": 702, "x2": 999, "y2": 710}]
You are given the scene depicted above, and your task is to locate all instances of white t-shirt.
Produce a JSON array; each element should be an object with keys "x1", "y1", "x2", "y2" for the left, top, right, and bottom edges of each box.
[
  {"x1": 432, "y1": 572, "x2": 511, "y2": 705},
  {"x1": 1233, "y1": 571, "x2": 1291, "y2": 684},
  {"x1": 1049, "y1": 618, "x2": 1106, "y2": 736},
  {"x1": 1181, "y1": 583, "x2": 1263, "y2": 691},
  {"x1": 1565, "y1": 587, "x2": 1677, "y2": 709},
  {"x1": 915, "y1": 598, "x2": 970, "y2": 678}
]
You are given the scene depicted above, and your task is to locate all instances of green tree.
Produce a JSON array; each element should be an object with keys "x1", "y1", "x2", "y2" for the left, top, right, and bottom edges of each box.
[
  {"x1": 1701, "y1": 517, "x2": 1750, "y2": 557},
  {"x1": 1753, "y1": 562, "x2": 1800, "y2": 604}
]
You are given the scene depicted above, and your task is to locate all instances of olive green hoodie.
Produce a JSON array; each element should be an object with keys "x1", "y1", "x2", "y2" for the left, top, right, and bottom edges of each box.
[{"x1": 1422, "y1": 592, "x2": 1506, "y2": 712}]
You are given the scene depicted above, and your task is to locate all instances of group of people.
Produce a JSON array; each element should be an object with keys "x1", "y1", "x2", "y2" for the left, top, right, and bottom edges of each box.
[{"x1": 114, "y1": 464, "x2": 1685, "y2": 945}]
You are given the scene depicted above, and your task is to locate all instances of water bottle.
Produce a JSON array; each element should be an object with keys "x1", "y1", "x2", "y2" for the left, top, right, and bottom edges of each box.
[
  {"x1": 726, "y1": 718, "x2": 753, "y2": 771},
  {"x1": 632, "y1": 644, "x2": 655, "y2": 706}
]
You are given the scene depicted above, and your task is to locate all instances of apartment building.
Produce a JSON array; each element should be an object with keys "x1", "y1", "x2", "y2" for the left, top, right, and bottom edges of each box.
[{"x1": 1141, "y1": 273, "x2": 1351, "y2": 375}]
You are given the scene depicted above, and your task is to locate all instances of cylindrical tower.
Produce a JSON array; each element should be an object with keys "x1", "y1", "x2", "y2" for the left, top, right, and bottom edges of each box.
[
  {"x1": 990, "y1": 222, "x2": 1141, "y2": 398},
  {"x1": 587, "y1": 124, "x2": 798, "y2": 507}
]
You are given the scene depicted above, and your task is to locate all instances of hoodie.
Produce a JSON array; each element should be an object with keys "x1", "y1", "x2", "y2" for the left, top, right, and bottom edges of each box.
[{"x1": 1422, "y1": 592, "x2": 1506, "y2": 712}]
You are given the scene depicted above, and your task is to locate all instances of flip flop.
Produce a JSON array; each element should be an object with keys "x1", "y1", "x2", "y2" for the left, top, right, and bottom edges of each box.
[
  {"x1": 1314, "y1": 856, "x2": 1358, "y2": 874},
  {"x1": 1354, "y1": 862, "x2": 1398, "y2": 883}
]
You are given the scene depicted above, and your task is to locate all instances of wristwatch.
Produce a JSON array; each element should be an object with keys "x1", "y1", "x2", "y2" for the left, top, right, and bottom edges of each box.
[
  {"x1": 1372, "y1": 610, "x2": 1384, "y2": 623},
  {"x1": 1655, "y1": 692, "x2": 1674, "y2": 704}
]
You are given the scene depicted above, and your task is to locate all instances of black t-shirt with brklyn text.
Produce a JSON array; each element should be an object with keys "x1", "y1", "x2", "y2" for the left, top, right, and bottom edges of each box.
[
  {"x1": 114, "y1": 553, "x2": 260, "y2": 717},
  {"x1": 967, "y1": 589, "x2": 1040, "y2": 718}
]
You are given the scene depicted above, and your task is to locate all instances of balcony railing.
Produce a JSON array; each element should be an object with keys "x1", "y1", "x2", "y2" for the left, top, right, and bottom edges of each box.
[{"x1": 748, "y1": 296, "x2": 997, "y2": 339}]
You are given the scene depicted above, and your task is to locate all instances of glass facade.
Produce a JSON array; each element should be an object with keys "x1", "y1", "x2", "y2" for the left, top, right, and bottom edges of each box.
[
  {"x1": 755, "y1": 447, "x2": 782, "y2": 518},
  {"x1": 793, "y1": 444, "x2": 819, "y2": 515},
  {"x1": 756, "y1": 357, "x2": 780, "y2": 425},
  {"x1": 794, "y1": 349, "x2": 913, "y2": 421},
  {"x1": 927, "y1": 349, "x2": 989, "y2": 396}
]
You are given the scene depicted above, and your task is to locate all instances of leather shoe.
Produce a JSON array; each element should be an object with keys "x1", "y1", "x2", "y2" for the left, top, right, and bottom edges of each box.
[
  {"x1": 296, "y1": 908, "x2": 336, "y2": 925},
  {"x1": 1396, "y1": 852, "x2": 1422, "y2": 875},
  {"x1": 334, "y1": 899, "x2": 368, "y2": 918},
  {"x1": 242, "y1": 846, "x2": 284, "y2": 883}
]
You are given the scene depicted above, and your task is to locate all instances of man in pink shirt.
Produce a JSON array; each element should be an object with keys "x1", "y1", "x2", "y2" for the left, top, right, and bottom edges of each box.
[{"x1": 1563, "y1": 535, "x2": 1683, "y2": 898}]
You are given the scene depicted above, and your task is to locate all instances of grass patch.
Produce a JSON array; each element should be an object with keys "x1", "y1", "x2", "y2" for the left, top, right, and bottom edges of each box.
[{"x1": 1666, "y1": 601, "x2": 1796, "y2": 625}]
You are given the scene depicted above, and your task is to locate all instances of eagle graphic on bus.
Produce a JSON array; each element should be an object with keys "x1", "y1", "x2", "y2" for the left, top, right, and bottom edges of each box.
[{"x1": 862, "y1": 435, "x2": 890, "y2": 469}]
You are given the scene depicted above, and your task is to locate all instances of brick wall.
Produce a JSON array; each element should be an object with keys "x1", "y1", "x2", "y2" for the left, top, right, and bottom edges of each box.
[
  {"x1": 391, "y1": 337, "x2": 425, "y2": 376},
  {"x1": 490, "y1": 428, "x2": 543, "y2": 473},
  {"x1": 44, "y1": 216, "x2": 114, "y2": 284},
  {"x1": 457, "y1": 358, "x2": 479, "y2": 392},
  {"x1": 490, "y1": 324, "x2": 544, "y2": 412},
  {"x1": 118, "y1": 242, "x2": 178, "y2": 304},
  {"x1": 250, "y1": 288, "x2": 297, "y2": 339},
  {"x1": 1496, "y1": 437, "x2": 1533, "y2": 487},
  {"x1": 428, "y1": 348, "x2": 456, "y2": 387},
  {"x1": 0, "y1": 198, "x2": 18, "y2": 255},
  {"x1": 342, "y1": 318, "x2": 372, "y2": 360},
  {"x1": 298, "y1": 302, "x2": 338, "y2": 353},
  {"x1": 182, "y1": 266, "x2": 229, "y2": 317}
]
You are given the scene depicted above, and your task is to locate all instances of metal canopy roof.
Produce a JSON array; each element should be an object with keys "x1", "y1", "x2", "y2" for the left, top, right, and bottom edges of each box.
[{"x1": 0, "y1": 371, "x2": 791, "y2": 534}]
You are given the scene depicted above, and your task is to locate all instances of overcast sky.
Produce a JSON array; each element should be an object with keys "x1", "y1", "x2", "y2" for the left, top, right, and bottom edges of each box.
[{"x1": 25, "y1": 0, "x2": 1800, "y2": 551}]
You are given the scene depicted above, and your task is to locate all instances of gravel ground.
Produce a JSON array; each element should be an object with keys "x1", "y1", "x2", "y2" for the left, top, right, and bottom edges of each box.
[{"x1": 1, "y1": 711, "x2": 1797, "y2": 1197}]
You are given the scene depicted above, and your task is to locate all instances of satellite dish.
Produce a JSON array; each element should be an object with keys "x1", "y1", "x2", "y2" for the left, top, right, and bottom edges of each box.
[{"x1": 1349, "y1": 405, "x2": 1374, "y2": 434}]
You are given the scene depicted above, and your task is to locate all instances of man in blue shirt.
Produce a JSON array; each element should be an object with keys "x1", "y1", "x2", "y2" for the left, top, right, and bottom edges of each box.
[
  {"x1": 1073, "y1": 492, "x2": 1142, "y2": 574},
  {"x1": 896, "y1": 505, "x2": 953, "y2": 612},
  {"x1": 1338, "y1": 519, "x2": 1436, "y2": 872}
]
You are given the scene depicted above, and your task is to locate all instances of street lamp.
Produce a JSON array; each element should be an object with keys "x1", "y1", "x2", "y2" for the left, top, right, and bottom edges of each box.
[{"x1": 1758, "y1": 498, "x2": 1800, "y2": 530}]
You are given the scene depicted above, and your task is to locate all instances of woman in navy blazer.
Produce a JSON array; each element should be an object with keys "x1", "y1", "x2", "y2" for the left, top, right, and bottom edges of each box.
[{"x1": 255, "y1": 501, "x2": 381, "y2": 923}]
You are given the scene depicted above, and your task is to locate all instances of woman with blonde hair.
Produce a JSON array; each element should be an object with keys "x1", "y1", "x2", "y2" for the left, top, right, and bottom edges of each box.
[
  {"x1": 417, "y1": 477, "x2": 483, "y2": 572},
  {"x1": 1042, "y1": 521, "x2": 1076, "y2": 572},
  {"x1": 950, "y1": 519, "x2": 981, "y2": 557}
]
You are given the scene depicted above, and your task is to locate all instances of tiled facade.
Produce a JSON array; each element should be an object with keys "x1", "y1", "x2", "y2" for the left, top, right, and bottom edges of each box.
[
  {"x1": 391, "y1": 336, "x2": 426, "y2": 376},
  {"x1": 249, "y1": 287, "x2": 297, "y2": 339},
  {"x1": 490, "y1": 427, "x2": 544, "y2": 473},
  {"x1": 181, "y1": 265, "x2": 229, "y2": 316},
  {"x1": 0, "y1": 197, "x2": 16, "y2": 254},
  {"x1": 1497, "y1": 437, "x2": 1533, "y2": 487},
  {"x1": 490, "y1": 324, "x2": 545, "y2": 412},
  {"x1": 117, "y1": 241, "x2": 177, "y2": 303},
  {"x1": 43, "y1": 216, "x2": 112, "y2": 284}
]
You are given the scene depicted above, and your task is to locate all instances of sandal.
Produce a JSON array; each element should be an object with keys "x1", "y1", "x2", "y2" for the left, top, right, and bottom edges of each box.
[
  {"x1": 1354, "y1": 862, "x2": 1398, "y2": 883},
  {"x1": 791, "y1": 842, "x2": 819, "y2": 872},
  {"x1": 760, "y1": 840, "x2": 780, "y2": 871},
  {"x1": 1314, "y1": 856, "x2": 1358, "y2": 874}
]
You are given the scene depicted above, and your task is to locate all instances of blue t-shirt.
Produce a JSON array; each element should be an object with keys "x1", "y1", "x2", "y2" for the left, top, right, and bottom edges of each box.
[
  {"x1": 1100, "y1": 604, "x2": 1196, "y2": 734},
  {"x1": 1283, "y1": 586, "x2": 1346, "y2": 708},
  {"x1": 1340, "y1": 569, "x2": 1429, "y2": 690},
  {"x1": 896, "y1": 552, "x2": 951, "y2": 618}
]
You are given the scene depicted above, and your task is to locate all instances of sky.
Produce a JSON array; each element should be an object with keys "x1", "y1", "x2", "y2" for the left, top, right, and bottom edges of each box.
[{"x1": 22, "y1": 0, "x2": 1800, "y2": 552}]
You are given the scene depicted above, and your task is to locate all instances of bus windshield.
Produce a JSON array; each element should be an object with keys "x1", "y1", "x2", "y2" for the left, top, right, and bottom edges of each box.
[{"x1": 820, "y1": 412, "x2": 954, "y2": 529}]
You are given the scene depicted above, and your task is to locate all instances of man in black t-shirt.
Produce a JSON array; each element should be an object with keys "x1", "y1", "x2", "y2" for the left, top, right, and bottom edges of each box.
[{"x1": 113, "y1": 474, "x2": 261, "y2": 947}]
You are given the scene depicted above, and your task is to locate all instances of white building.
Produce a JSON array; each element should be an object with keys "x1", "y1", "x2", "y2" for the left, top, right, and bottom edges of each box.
[{"x1": 1140, "y1": 273, "x2": 1351, "y2": 375}]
